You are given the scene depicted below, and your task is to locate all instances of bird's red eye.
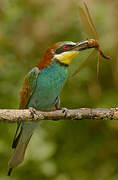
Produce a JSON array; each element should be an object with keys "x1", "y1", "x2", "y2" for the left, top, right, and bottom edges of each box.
[{"x1": 63, "y1": 45, "x2": 69, "y2": 50}]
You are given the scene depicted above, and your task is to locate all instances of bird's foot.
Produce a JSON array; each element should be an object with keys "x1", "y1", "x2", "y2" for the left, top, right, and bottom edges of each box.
[
  {"x1": 29, "y1": 107, "x2": 37, "y2": 118},
  {"x1": 61, "y1": 107, "x2": 68, "y2": 118},
  {"x1": 29, "y1": 107, "x2": 44, "y2": 121}
]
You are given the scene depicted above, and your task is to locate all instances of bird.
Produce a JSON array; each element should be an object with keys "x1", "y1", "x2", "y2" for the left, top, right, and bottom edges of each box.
[{"x1": 8, "y1": 40, "x2": 93, "y2": 176}]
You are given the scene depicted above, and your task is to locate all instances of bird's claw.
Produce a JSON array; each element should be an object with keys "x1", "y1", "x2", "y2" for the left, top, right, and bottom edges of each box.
[
  {"x1": 29, "y1": 107, "x2": 37, "y2": 118},
  {"x1": 61, "y1": 108, "x2": 68, "y2": 118}
]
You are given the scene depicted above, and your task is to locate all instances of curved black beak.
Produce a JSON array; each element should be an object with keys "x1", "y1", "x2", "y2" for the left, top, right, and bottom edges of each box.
[
  {"x1": 76, "y1": 40, "x2": 89, "y2": 51},
  {"x1": 72, "y1": 39, "x2": 97, "y2": 51},
  {"x1": 73, "y1": 40, "x2": 90, "y2": 51},
  {"x1": 74, "y1": 39, "x2": 111, "y2": 60}
]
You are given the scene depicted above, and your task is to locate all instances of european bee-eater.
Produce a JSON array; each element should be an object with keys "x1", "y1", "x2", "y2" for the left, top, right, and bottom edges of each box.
[{"x1": 8, "y1": 40, "x2": 95, "y2": 176}]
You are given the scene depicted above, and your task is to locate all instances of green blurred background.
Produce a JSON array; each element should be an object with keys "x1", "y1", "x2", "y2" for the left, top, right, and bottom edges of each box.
[{"x1": 0, "y1": 0, "x2": 118, "y2": 179}]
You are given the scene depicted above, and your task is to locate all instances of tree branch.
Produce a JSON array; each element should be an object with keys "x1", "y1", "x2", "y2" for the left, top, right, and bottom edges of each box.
[{"x1": 0, "y1": 108, "x2": 118, "y2": 122}]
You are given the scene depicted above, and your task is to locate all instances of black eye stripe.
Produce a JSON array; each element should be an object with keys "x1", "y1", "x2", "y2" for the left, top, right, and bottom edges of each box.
[
  {"x1": 55, "y1": 47, "x2": 65, "y2": 54},
  {"x1": 55, "y1": 44, "x2": 75, "y2": 54}
]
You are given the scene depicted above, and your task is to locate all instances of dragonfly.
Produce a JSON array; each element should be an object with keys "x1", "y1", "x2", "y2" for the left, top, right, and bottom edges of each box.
[{"x1": 73, "y1": 1, "x2": 111, "y2": 78}]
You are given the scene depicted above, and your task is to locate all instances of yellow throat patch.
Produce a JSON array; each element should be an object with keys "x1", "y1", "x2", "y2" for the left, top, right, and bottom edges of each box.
[{"x1": 54, "y1": 51, "x2": 80, "y2": 65}]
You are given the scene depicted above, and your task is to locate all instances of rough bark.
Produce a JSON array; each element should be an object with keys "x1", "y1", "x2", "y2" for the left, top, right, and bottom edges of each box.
[{"x1": 0, "y1": 108, "x2": 118, "y2": 122}]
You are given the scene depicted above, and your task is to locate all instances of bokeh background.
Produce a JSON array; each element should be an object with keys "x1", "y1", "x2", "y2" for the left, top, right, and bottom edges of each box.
[{"x1": 0, "y1": 0, "x2": 118, "y2": 179}]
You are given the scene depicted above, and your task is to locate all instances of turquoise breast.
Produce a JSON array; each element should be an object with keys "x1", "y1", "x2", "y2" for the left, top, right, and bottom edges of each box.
[{"x1": 28, "y1": 61, "x2": 68, "y2": 110}]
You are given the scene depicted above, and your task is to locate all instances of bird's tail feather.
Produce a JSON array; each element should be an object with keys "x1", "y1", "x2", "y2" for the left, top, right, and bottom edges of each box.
[
  {"x1": 8, "y1": 134, "x2": 31, "y2": 174},
  {"x1": 8, "y1": 168, "x2": 13, "y2": 176},
  {"x1": 8, "y1": 122, "x2": 37, "y2": 176}
]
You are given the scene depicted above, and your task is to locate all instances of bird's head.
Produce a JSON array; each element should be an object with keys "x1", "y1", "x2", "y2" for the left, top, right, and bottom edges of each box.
[{"x1": 37, "y1": 40, "x2": 90, "y2": 69}]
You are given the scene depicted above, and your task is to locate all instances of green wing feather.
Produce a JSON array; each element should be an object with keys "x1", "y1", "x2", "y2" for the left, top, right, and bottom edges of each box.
[
  {"x1": 12, "y1": 67, "x2": 39, "y2": 148},
  {"x1": 19, "y1": 67, "x2": 39, "y2": 109}
]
